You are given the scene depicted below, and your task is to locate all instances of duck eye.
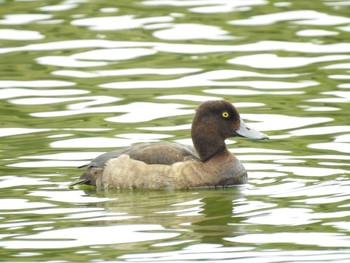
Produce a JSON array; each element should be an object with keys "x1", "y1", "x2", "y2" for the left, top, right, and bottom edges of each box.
[{"x1": 222, "y1": 112, "x2": 229, "y2": 118}]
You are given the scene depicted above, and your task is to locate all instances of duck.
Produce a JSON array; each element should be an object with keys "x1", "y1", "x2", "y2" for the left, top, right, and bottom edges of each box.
[{"x1": 69, "y1": 100, "x2": 268, "y2": 190}]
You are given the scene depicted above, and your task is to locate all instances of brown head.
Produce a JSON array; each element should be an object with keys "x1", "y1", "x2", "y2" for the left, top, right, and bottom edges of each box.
[{"x1": 191, "y1": 100, "x2": 268, "y2": 161}]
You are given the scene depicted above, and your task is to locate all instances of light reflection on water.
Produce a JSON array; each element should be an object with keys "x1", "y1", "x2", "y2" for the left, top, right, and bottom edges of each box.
[
  {"x1": 1, "y1": 0, "x2": 350, "y2": 262},
  {"x1": 1, "y1": 225, "x2": 177, "y2": 249},
  {"x1": 229, "y1": 10, "x2": 350, "y2": 26}
]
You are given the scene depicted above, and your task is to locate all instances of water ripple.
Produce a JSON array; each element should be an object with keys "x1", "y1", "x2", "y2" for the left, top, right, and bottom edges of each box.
[
  {"x1": 72, "y1": 15, "x2": 174, "y2": 30},
  {"x1": 0, "y1": 29, "x2": 44, "y2": 40},
  {"x1": 229, "y1": 10, "x2": 350, "y2": 26},
  {"x1": 0, "y1": 225, "x2": 178, "y2": 249},
  {"x1": 2, "y1": 40, "x2": 350, "y2": 55},
  {"x1": 1, "y1": 0, "x2": 350, "y2": 261},
  {"x1": 228, "y1": 54, "x2": 350, "y2": 69}
]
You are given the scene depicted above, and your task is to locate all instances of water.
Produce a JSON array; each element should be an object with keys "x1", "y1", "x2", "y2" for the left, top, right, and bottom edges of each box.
[{"x1": 1, "y1": 0, "x2": 350, "y2": 262}]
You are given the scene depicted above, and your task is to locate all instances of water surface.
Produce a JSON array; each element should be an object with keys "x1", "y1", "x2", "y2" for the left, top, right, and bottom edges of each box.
[{"x1": 1, "y1": 0, "x2": 350, "y2": 262}]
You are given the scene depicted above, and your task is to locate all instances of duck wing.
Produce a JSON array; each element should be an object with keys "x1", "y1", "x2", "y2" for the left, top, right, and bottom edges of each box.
[{"x1": 81, "y1": 142, "x2": 198, "y2": 169}]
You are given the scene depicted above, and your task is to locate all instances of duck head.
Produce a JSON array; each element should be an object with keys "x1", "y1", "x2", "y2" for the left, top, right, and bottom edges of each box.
[{"x1": 191, "y1": 100, "x2": 268, "y2": 161}]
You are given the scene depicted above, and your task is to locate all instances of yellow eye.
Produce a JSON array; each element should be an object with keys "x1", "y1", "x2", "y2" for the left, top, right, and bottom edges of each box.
[{"x1": 222, "y1": 112, "x2": 229, "y2": 118}]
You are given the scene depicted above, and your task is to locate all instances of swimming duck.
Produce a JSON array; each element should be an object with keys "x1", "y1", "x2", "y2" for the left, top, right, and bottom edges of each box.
[{"x1": 69, "y1": 100, "x2": 268, "y2": 190}]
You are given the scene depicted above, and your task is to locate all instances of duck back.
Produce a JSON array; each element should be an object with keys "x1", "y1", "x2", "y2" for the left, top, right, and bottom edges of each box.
[{"x1": 85, "y1": 142, "x2": 198, "y2": 169}]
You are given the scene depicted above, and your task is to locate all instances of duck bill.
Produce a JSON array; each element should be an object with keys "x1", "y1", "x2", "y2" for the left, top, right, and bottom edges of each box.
[
  {"x1": 236, "y1": 119, "x2": 269, "y2": 140},
  {"x1": 68, "y1": 178, "x2": 89, "y2": 188}
]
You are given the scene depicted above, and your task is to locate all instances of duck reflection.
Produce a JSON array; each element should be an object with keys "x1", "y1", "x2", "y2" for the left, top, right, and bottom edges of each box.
[{"x1": 82, "y1": 186, "x2": 246, "y2": 245}]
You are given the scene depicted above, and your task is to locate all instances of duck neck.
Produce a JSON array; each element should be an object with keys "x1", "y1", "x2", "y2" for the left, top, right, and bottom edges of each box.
[{"x1": 191, "y1": 125, "x2": 227, "y2": 162}]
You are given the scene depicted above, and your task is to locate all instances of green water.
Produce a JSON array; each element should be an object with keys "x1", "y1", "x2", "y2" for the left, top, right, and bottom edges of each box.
[{"x1": 1, "y1": 0, "x2": 350, "y2": 262}]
